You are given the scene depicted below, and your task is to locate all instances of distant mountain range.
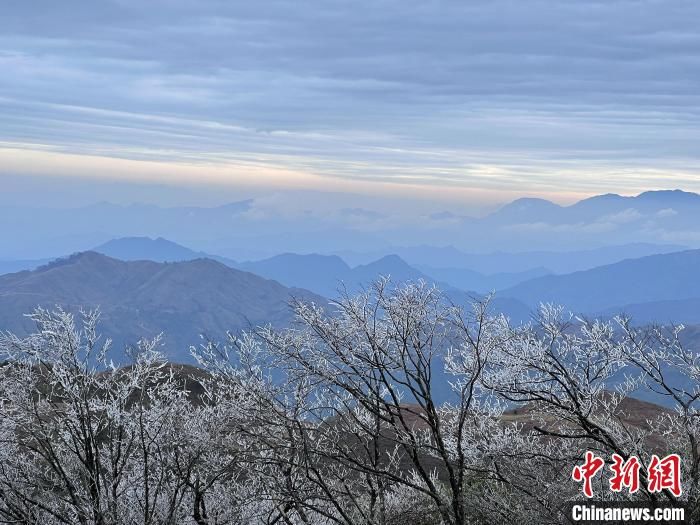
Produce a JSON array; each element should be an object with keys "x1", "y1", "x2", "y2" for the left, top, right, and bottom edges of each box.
[
  {"x1": 336, "y1": 243, "x2": 686, "y2": 274},
  {"x1": 2, "y1": 237, "x2": 700, "y2": 368},
  {"x1": 0, "y1": 236, "x2": 549, "y2": 297},
  {"x1": 0, "y1": 243, "x2": 537, "y2": 360},
  {"x1": 92, "y1": 238, "x2": 534, "y2": 319},
  {"x1": 7, "y1": 234, "x2": 700, "y2": 323},
  {"x1": 238, "y1": 252, "x2": 440, "y2": 298},
  {"x1": 0, "y1": 252, "x2": 323, "y2": 363},
  {"x1": 3, "y1": 235, "x2": 684, "y2": 294},
  {"x1": 93, "y1": 238, "x2": 465, "y2": 297},
  {"x1": 484, "y1": 190, "x2": 700, "y2": 226},
  {"x1": 2, "y1": 189, "x2": 700, "y2": 260},
  {"x1": 100, "y1": 238, "x2": 700, "y2": 326},
  {"x1": 417, "y1": 265, "x2": 551, "y2": 293},
  {"x1": 499, "y1": 249, "x2": 700, "y2": 323}
]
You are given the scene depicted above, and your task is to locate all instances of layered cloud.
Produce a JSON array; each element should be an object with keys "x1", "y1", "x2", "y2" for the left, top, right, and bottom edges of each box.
[{"x1": 2, "y1": 0, "x2": 700, "y2": 203}]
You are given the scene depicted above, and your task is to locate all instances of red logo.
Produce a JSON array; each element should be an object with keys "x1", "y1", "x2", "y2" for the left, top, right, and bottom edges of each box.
[
  {"x1": 609, "y1": 454, "x2": 641, "y2": 493},
  {"x1": 648, "y1": 454, "x2": 682, "y2": 497},
  {"x1": 572, "y1": 451, "x2": 605, "y2": 498},
  {"x1": 572, "y1": 452, "x2": 682, "y2": 498}
]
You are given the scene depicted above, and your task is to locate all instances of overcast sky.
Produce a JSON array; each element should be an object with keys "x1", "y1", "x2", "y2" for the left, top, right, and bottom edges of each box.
[{"x1": 2, "y1": 0, "x2": 700, "y2": 209}]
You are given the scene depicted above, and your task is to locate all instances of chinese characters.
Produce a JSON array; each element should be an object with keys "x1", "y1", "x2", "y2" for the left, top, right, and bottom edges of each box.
[{"x1": 572, "y1": 452, "x2": 681, "y2": 498}]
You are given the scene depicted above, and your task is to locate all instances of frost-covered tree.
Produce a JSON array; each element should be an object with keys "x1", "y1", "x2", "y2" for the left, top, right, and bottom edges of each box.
[
  {"x1": 198, "y1": 280, "x2": 562, "y2": 525},
  {"x1": 0, "y1": 308, "x2": 260, "y2": 525},
  {"x1": 1, "y1": 283, "x2": 699, "y2": 525}
]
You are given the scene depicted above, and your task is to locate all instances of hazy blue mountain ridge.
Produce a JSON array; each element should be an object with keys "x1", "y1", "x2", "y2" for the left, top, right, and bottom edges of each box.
[
  {"x1": 2, "y1": 190, "x2": 699, "y2": 260},
  {"x1": 500, "y1": 249, "x2": 700, "y2": 315},
  {"x1": 0, "y1": 251, "x2": 324, "y2": 363},
  {"x1": 336, "y1": 243, "x2": 685, "y2": 274}
]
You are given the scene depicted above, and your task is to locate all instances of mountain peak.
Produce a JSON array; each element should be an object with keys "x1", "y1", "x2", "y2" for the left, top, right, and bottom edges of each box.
[
  {"x1": 501, "y1": 197, "x2": 560, "y2": 210},
  {"x1": 575, "y1": 193, "x2": 624, "y2": 204},
  {"x1": 363, "y1": 254, "x2": 411, "y2": 268},
  {"x1": 491, "y1": 198, "x2": 561, "y2": 220},
  {"x1": 94, "y1": 237, "x2": 202, "y2": 263},
  {"x1": 636, "y1": 189, "x2": 700, "y2": 202},
  {"x1": 38, "y1": 250, "x2": 118, "y2": 271}
]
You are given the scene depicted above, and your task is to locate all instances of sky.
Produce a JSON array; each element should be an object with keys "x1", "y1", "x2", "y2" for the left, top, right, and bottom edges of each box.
[{"x1": 2, "y1": 0, "x2": 700, "y2": 211}]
